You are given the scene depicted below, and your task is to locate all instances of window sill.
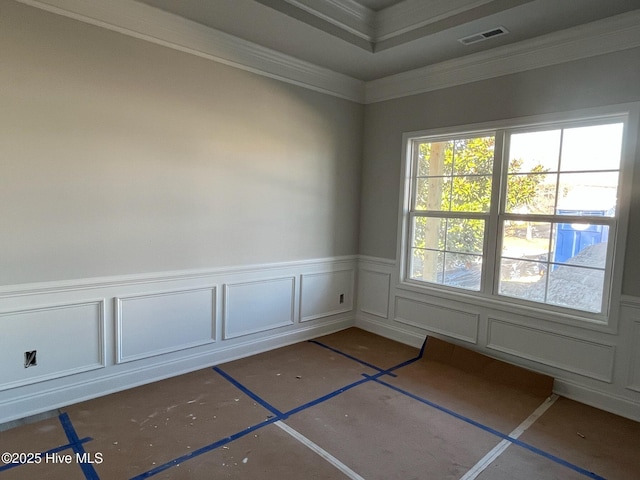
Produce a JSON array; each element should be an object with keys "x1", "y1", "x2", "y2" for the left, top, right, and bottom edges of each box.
[{"x1": 395, "y1": 278, "x2": 618, "y2": 334}]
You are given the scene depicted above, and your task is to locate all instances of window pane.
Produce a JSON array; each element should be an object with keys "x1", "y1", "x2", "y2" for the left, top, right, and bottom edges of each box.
[
  {"x1": 552, "y1": 225, "x2": 608, "y2": 269},
  {"x1": 452, "y1": 137, "x2": 495, "y2": 175},
  {"x1": 443, "y1": 253, "x2": 482, "y2": 290},
  {"x1": 509, "y1": 130, "x2": 561, "y2": 172},
  {"x1": 560, "y1": 123, "x2": 623, "y2": 172},
  {"x1": 415, "y1": 177, "x2": 450, "y2": 211},
  {"x1": 557, "y1": 172, "x2": 618, "y2": 215},
  {"x1": 498, "y1": 259, "x2": 547, "y2": 303},
  {"x1": 416, "y1": 141, "x2": 453, "y2": 177},
  {"x1": 411, "y1": 217, "x2": 445, "y2": 251},
  {"x1": 546, "y1": 265, "x2": 604, "y2": 313},
  {"x1": 450, "y1": 175, "x2": 492, "y2": 212},
  {"x1": 446, "y1": 218, "x2": 485, "y2": 254},
  {"x1": 502, "y1": 220, "x2": 551, "y2": 262},
  {"x1": 499, "y1": 219, "x2": 609, "y2": 313},
  {"x1": 505, "y1": 172, "x2": 556, "y2": 214},
  {"x1": 410, "y1": 248, "x2": 443, "y2": 283}
]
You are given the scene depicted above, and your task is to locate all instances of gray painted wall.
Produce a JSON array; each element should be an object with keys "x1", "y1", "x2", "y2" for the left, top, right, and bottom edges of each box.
[
  {"x1": 360, "y1": 48, "x2": 640, "y2": 296},
  {"x1": 0, "y1": 1, "x2": 363, "y2": 285}
]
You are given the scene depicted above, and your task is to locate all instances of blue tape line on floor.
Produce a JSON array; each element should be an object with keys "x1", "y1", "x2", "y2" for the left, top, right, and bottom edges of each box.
[
  {"x1": 0, "y1": 437, "x2": 92, "y2": 473},
  {"x1": 213, "y1": 366, "x2": 285, "y2": 419},
  {"x1": 132, "y1": 334, "x2": 603, "y2": 480},
  {"x1": 131, "y1": 339, "x2": 430, "y2": 478},
  {"x1": 59, "y1": 412, "x2": 100, "y2": 480},
  {"x1": 130, "y1": 370, "x2": 377, "y2": 479},
  {"x1": 129, "y1": 416, "x2": 279, "y2": 480},
  {"x1": 307, "y1": 339, "x2": 398, "y2": 376},
  {"x1": 283, "y1": 376, "x2": 371, "y2": 418},
  {"x1": 368, "y1": 376, "x2": 606, "y2": 480}
]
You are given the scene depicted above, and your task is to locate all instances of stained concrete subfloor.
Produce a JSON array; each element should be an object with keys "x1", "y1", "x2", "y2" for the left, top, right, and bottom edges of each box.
[{"x1": 1, "y1": 328, "x2": 638, "y2": 479}]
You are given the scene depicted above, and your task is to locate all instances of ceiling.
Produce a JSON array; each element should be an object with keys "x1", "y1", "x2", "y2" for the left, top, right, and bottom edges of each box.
[{"x1": 134, "y1": 0, "x2": 640, "y2": 81}]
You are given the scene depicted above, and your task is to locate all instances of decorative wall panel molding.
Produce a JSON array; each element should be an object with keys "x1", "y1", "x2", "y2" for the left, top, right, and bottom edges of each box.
[
  {"x1": 223, "y1": 277, "x2": 296, "y2": 339},
  {"x1": 487, "y1": 318, "x2": 615, "y2": 382},
  {"x1": 627, "y1": 320, "x2": 640, "y2": 393},
  {"x1": 0, "y1": 300, "x2": 105, "y2": 391},
  {"x1": 115, "y1": 287, "x2": 216, "y2": 363},
  {"x1": 357, "y1": 269, "x2": 390, "y2": 319},
  {"x1": 300, "y1": 269, "x2": 354, "y2": 322},
  {"x1": 394, "y1": 295, "x2": 478, "y2": 344},
  {"x1": 0, "y1": 256, "x2": 356, "y2": 424}
]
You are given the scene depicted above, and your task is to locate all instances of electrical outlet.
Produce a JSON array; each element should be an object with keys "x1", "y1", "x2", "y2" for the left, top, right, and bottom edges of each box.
[{"x1": 24, "y1": 350, "x2": 37, "y2": 368}]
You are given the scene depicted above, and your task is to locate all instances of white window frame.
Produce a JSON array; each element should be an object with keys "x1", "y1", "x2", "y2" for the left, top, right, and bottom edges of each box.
[{"x1": 396, "y1": 104, "x2": 639, "y2": 332}]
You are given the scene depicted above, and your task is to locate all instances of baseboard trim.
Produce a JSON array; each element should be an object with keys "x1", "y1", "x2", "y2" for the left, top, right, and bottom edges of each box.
[
  {"x1": 0, "y1": 316, "x2": 354, "y2": 425},
  {"x1": 553, "y1": 378, "x2": 640, "y2": 422},
  {"x1": 355, "y1": 315, "x2": 425, "y2": 349},
  {"x1": 357, "y1": 313, "x2": 640, "y2": 422}
]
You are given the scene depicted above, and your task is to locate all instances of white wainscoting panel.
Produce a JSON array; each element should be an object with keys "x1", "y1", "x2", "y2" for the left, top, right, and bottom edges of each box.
[
  {"x1": 358, "y1": 269, "x2": 390, "y2": 319},
  {"x1": 300, "y1": 269, "x2": 354, "y2": 322},
  {"x1": 487, "y1": 318, "x2": 615, "y2": 382},
  {"x1": 0, "y1": 300, "x2": 104, "y2": 391},
  {"x1": 223, "y1": 277, "x2": 295, "y2": 339},
  {"x1": 116, "y1": 287, "x2": 216, "y2": 364},
  {"x1": 394, "y1": 296, "x2": 478, "y2": 344},
  {"x1": 627, "y1": 320, "x2": 640, "y2": 392}
]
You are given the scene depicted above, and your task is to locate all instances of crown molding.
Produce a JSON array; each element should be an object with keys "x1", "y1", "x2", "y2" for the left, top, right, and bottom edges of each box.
[
  {"x1": 375, "y1": 0, "x2": 494, "y2": 41},
  {"x1": 365, "y1": 9, "x2": 640, "y2": 104},
  {"x1": 286, "y1": 0, "x2": 375, "y2": 40},
  {"x1": 16, "y1": 0, "x2": 365, "y2": 103},
  {"x1": 14, "y1": 1, "x2": 640, "y2": 106}
]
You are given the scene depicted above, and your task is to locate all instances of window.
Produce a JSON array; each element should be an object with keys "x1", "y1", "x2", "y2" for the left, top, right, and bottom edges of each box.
[{"x1": 402, "y1": 111, "x2": 633, "y2": 319}]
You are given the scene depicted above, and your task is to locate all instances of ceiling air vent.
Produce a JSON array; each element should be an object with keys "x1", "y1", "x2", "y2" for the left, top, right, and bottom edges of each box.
[{"x1": 458, "y1": 26, "x2": 509, "y2": 46}]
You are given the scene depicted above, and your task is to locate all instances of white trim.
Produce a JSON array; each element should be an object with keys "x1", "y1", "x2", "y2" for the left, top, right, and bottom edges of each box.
[
  {"x1": 394, "y1": 295, "x2": 479, "y2": 344},
  {"x1": 621, "y1": 295, "x2": 640, "y2": 307},
  {"x1": 356, "y1": 313, "x2": 640, "y2": 422},
  {"x1": 114, "y1": 286, "x2": 217, "y2": 364},
  {"x1": 355, "y1": 314, "x2": 426, "y2": 349},
  {"x1": 0, "y1": 300, "x2": 106, "y2": 391},
  {"x1": 376, "y1": 0, "x2": 495, "y2": 42},
  {"x1": 299, "y1": 269, "x2": 355, "y2": 322},
  {"x1": 395, "y1": 104, "x2": 639, "y2": 333},
  {"x1": 283, "y1": 0, "x2": 374, "y2": 41},
  {"x1": 222, "y1": 277, "x2": 296, "y2": 339},
  {"x1": 627, "y1": 319, "x2": 640, "y2": 393},
  {"x1": 0, "y1": 316, "x2": 353, "y2": 425},
  {"x1": 365, "y1": 10, "x2": 640, "y2": 103},
  {"x1": 15, "y1": 1, "x2": 640, "y2": 105},
  {"x1": 553, "y1": 378, "x2": 640, "y2": 423},
  {"x1": 15, "y1": 0, "x2": 364, "y2": 103},
  {"x1": 358, "y1": 255, "x2": 396, "y2": 266},
  {"x1": 486, "y1": 318, "x2": 616, "y2": 383},
  {"x1": 357, "y1": 269, "x2": 390, "y2": 319},
  {"x1": 0, "y1": 255, "x2": 358, "y2": 298}
]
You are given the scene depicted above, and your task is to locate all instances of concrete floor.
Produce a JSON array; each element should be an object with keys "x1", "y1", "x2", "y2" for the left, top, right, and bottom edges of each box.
[{"x1": 0, "y1": 328, "x2": 638, "y2": 479}]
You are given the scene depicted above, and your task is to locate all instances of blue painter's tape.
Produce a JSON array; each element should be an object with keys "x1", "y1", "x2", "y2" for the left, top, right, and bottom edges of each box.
[
  {"x1": 368, "y1": 376, "x2": 606, "y2": 480},
  {"x1": 130, "y1": 333, "x2": 600, "y2": 480},
  {"x1": 283, "y1": 376, "x2": 371, "y2": 418},
  {"x1": 307, "y1": 340, "x2": 397, "y2": 376},
  {"x1": 418, "y1": 336, "x2": 428, "y2": 358},
  {"x1": 129, "y1": 417, "x2": 279, "y2": 479},
  {"x1": 213, "y1": 366, "x2": 285, "y2": 419},
  {"x1": 0, "y1": 437, "x2": 92, "y2": 473},
  {"x1": 59, "y1": 412, "x2": 100, "y2": 480}
]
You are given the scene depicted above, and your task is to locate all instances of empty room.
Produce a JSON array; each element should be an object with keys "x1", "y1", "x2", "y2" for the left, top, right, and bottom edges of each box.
[{"x1": 1, "y1": 0, "x2": 640, "y2": 478}]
